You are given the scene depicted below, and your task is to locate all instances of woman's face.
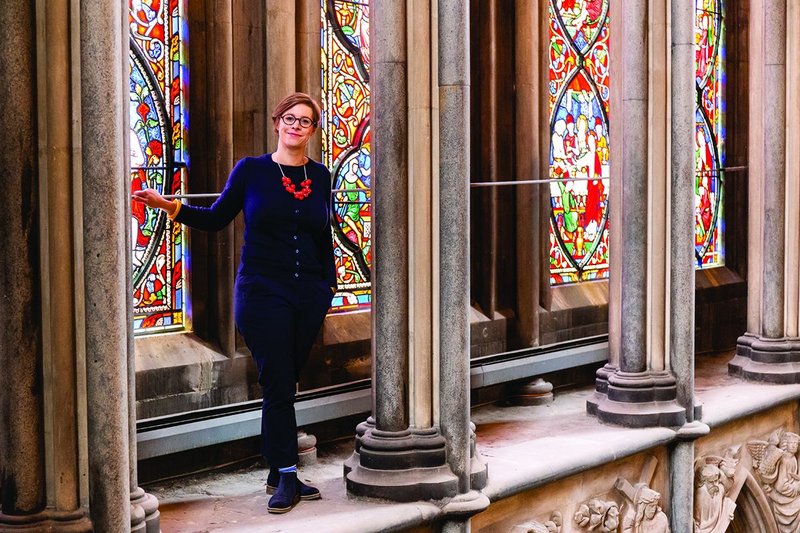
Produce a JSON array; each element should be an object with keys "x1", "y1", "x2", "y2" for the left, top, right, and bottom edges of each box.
[{"x1": 277, "y1": 103, "x2": 316, "y2": 151}]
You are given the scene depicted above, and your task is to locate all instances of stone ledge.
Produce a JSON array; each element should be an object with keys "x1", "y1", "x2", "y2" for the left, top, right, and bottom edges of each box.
[{"x1": 151, "y1": 352, "x2": 800, "y2": 532}]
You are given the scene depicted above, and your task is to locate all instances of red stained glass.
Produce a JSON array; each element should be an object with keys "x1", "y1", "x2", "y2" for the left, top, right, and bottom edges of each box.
[
  {"x1": 322, "y1": 0, "x2": 372, "y2": 312},
  {"x1": 129, "y1": 0, "x2": 188, "y2": 333},
  {"x1": 548, "y1": 0, "x2": 610, "y2": 285}
]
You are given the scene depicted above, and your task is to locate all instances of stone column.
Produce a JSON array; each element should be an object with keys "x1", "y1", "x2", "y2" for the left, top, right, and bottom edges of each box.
[
  {"x1": 298, "y1": 0, "x2": 321, "y2": 160},
  {"x1": 0, "y1": 0, "x2": 49, "y2": 527},
  {"x1": 438, "y1": 0, "x2": 490, "y2": 527},
  {"x1": 344, "y1": 0, "x2": 461, "y2": 502},
  {"x1": 589, "y1": 0, "x2": 684, "y2": 427},
  {"x1": 123, "y1": 6, "x2": 161, "y2": 530},
  {"x1": 668, "y1": 1, "x2": 712, "y2": 528},
  {"x1": 127, "y1": 237, "x2": 161, "y2": 533},
  {"x1": 369, "y1": 0, "x2": 409, "y2": 437},
  {"x1": 408, "y1": 0, "x2": 434, "y2": 430},
  {"x1": 81, "y1": 2, "x2": 132, "y2": 531},
  {"x1": 266, "y1": 1, "x2": 296, "y2": 151},
  {"x1": 787, "y1": 1, "x2": 800, "y2": 336},
  {"x1": 588, "y1": 0, "x2": 622, "y2": 412},
  {"x1": 207, "y1": 0, "x2": 236, "y2": 356},
  {"x1": 670, "y1": 0, "x2": 698, "y2": 421},
  {"x1": 729, "y1": 0, "x2": 800, "y2": 381},
  {"x1": 514, "y1": 0, "x2": 542, "y2": 347},
  {"x1": 0, "y1": 1, "x2": 93, "y2": 530},
  {"x1": 438, "y1": 0, "x2": 471, "y2": 495}
]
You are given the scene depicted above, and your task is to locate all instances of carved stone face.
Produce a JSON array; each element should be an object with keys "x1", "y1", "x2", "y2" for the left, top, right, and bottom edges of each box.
[
  {"x1": 644, "y1": 502, "x2": 658, "y2": 520},
  {"x1": 701, "y1": 464, "x2": 722, "y2": 495},
  {"x1": 788, "y1": 440, "x2": 799, "y2": 454}
]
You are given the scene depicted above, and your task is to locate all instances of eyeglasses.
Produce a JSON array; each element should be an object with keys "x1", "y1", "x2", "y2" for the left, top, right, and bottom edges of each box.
[{"x1": 280, "y1": 114, "x2": 316, "y2": 128}]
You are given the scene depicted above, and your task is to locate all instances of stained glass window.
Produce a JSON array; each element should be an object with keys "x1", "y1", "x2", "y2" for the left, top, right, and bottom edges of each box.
[
  {"x1": 548, "y1": 0, "x2": 610, "y2": 285},
  {"x1": 129, "y1": 0, "x2": 189, "y2": 333},
  {"x1": 321, "y1": 0, "x2": 372, "y2": 312},
  {"x1": 695, "y1": 0, "x2": 725, "y2": 268}
]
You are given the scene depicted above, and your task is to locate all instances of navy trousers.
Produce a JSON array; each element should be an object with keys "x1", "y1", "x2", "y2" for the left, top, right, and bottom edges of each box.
[{"x1": 234, "y1": 273, "x2": 332, "y2": 468}]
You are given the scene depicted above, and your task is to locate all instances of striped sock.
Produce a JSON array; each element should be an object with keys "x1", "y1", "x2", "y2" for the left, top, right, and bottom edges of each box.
[{"x1": 278, "y1": 465, "x2": 297, "y2": 474}]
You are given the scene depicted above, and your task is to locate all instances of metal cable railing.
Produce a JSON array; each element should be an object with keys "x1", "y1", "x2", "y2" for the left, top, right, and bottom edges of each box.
[{"x1": 157, "y1": 166, "x2": 746, "y2": 198}]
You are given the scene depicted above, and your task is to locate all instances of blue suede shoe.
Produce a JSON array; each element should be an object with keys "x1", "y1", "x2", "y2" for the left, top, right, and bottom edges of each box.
[
  {"x1": 267, "y1": 471, "x2": 300, "y2": 514},
  {"x1": 267, "y1": 468, "x2": 321, "y2": 500}
]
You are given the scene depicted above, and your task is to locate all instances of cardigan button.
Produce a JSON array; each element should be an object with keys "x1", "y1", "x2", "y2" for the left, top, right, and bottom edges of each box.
[{"x1": 294, "y1": 273, "x2": 299, "y2": 278}]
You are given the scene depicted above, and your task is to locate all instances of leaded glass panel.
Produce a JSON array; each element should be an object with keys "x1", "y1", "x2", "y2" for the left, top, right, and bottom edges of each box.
[
  {"x1": 695, "y1": 0, "x2": 725, "y2": 268},
  {"x1": 129, "y1": 0, "x2": 189, "y2": 333},
  {"x1": 321, "y1": 0, "x2": 372, "y2": 312},
  {"x1": 548, "y1": 0, "x2": 610, "y2": 285}
]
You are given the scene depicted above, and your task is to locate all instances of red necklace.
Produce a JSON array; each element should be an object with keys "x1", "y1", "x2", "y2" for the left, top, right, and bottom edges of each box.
[{"x1": 276, "y1": 161, "x2": 312, "y2": 200}]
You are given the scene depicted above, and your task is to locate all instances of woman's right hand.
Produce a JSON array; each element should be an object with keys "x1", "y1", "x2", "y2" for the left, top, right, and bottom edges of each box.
[{"x1": 132, "y1": 188, "x2": 178, "y2": 215}]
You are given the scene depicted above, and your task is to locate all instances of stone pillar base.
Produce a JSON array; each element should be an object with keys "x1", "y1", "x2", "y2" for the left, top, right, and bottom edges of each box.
[
  {"x1": 0, "y1": 509, "x2": 92, "y2": 532},
  {"x1": 729, "y1": 333, "x2": 800, "y2": 383},
  {"x1": 509, "y1": 378, "x2": 553, "y2": 406},
  {"x1": 130, "y1": 487, "x2": 160, "y2": 533},
  {"x1": 469, "y1": 422, "x2": 488, "y2": 490},
  {"x1": 590, "y1": 371, "x2": 686, "y2": 427},
  {"x1": 587, "y1": 363, "x2": 617, "y2": 415},
  {"x1": 345, "y1": 421, "x2": 459, "y2": 501},
  {"x1": 297, "y1": 431, "x2": 317, "y2": 466}
]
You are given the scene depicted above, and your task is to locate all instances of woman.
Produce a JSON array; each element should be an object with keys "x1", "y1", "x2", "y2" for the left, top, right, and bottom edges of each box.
[{"x1": 133, "y1": 92, "x2": 336, "y2": 514}]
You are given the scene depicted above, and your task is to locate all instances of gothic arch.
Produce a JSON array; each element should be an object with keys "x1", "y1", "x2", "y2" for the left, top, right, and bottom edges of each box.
[{"x1": 729, "y1": 472, "x2": 779, "y2": 533}]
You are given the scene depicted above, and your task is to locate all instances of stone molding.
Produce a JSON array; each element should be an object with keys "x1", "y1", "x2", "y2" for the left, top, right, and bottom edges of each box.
[
  {"x1": 0, "y1": 509, "x2": 91, "y2": 532},
  {"x1": 730, "y1": 333, "x2": 800, "y2": 383}
]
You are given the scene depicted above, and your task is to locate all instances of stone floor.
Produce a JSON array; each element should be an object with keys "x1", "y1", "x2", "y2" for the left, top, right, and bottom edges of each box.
[{"x1": 148, "y1": 352, "x2": 800, "y2": 532}]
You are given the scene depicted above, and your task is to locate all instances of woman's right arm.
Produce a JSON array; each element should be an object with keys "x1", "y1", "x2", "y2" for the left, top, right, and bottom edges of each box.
[{"x1": 132, "y1": 158, "x2": 248, "y2": 232}]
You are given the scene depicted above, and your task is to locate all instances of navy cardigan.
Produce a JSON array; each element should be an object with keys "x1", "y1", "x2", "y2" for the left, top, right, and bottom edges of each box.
[{"x1": 174, "y1": 154, "x2": 337, "y2": 287}]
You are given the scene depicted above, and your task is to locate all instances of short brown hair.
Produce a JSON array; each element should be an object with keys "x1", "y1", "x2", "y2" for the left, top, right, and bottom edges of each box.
[{"x1": 271, "y1": 92, "x2": 321, "y2": 133}]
